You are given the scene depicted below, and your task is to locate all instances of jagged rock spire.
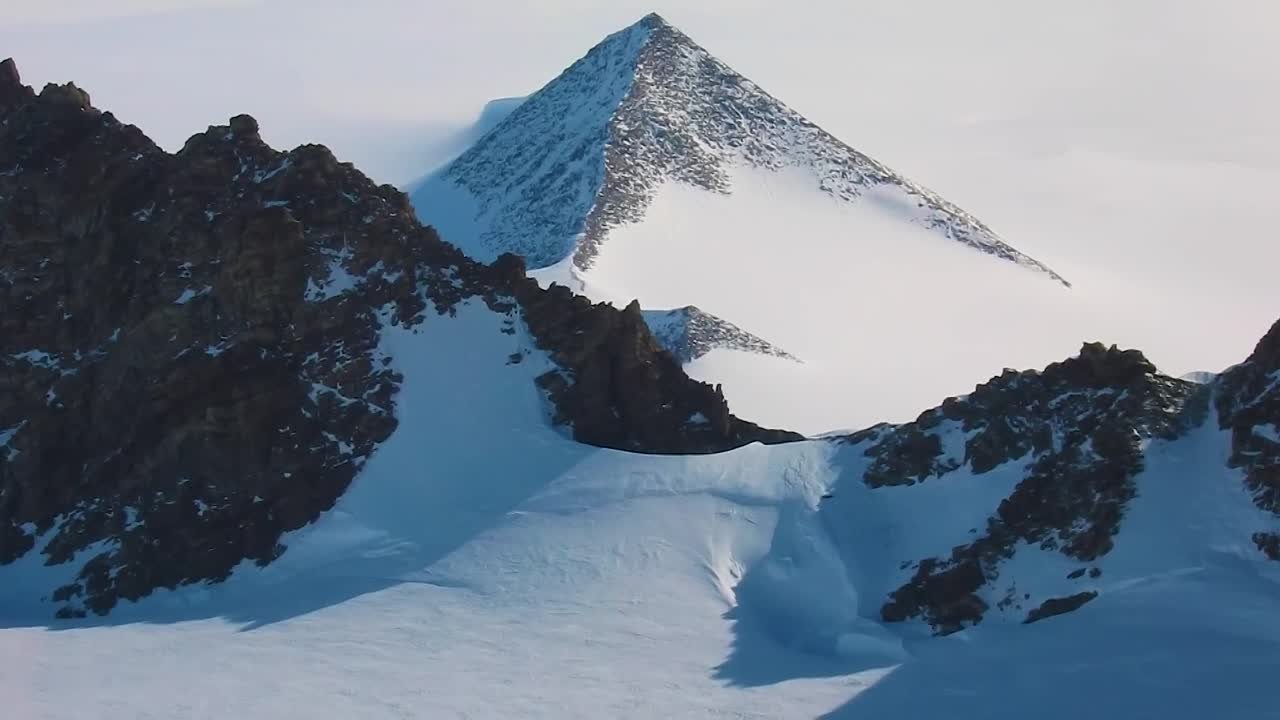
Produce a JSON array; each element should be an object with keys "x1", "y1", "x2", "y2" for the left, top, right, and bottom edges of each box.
[{"x1": 0, "y1": 58, "x2": 34, "y2": 110}]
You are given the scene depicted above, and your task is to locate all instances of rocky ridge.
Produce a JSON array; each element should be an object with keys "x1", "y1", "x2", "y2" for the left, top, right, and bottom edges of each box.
[
  {"x1": 1214, "y1": 319, "x2": 1280, "y2": 557},
  {"x1": 831, "y1": 334, "x2": 1280, "y2": 634},
  {"x1": 4, "y1": 52, "x2": 1277, "y2": 639},
  {"x1": 0, "y1": 60, "x2": 796, "y2": 617}
]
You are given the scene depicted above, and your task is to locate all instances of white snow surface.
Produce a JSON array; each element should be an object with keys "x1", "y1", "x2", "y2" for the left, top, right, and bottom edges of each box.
[
  {"x1": 5, "y1": 301, "x2": 1280, "y2": 719},
  {"x1": 529, "y1": 164, "x2": 1111, "y2": 434},
  {"x1": 408, "y1": 16, "x2": 1150, "y2": 435}
]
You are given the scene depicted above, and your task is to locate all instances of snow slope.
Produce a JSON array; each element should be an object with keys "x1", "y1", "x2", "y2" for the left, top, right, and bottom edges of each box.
[
  {"x1": 413, "y1": 14, "x2": 1062, "y2": 282},
  {"x1": 5, "y1": 301, "x2": 1280, "y2": 719},
  {"x1": 409, "y1": 14, "x2": 1108, "y2": 434},
  {"x1": 0, "y1": 301, "x2": 864, "y2": 719}
]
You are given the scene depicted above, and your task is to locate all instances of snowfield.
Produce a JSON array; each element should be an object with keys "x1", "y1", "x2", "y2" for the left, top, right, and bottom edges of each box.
[
  {"x1": 521, "y1": 164, "x2": 1125, "y2": 434},
  {"x1": 409, "y1": 14, "x2": 1160, "y2": 436},
  {"x1": 4, "y1": 301, "x2": 1279, "y2": 719},
  {"x1": 6, "y1": 7, "x2": 1280, "y2": 719}
]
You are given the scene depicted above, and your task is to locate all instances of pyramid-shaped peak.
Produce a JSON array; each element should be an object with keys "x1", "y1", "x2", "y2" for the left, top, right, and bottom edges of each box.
[
  {"x1": 638, "y1": 11, "x2": 670, "y2": 26},
  {"x1": 634, "y1": 11, "x2": 686, "y2": 33},
  {"x1": 419, "y1": 15, "x2": 1068, "y2": 285},
  {"x1": 616, "y1": 12, "x2": 704, "y2": 54}
]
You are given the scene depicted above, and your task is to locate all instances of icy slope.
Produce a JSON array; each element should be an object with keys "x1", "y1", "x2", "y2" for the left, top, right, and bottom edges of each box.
[
  {"x1": 6, "y1": 309, "x2": 1280, "y2": 719},
  {"x1": 0, "y1": 302, "x2": 871, "y2": 719},
  {"x1": 557, "y1": 165, "x2": 1101, "y2": 433}
]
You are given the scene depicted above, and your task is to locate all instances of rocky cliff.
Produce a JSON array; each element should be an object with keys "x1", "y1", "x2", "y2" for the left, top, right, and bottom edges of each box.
[
  {"x1": 0, "y1": 59, "x2": 797, "y2": 618},
  {"x1": 1215, "y1": 318, "x2": 1280, "y2": 556},
  {"x1": 832, "y1": 334, "x2": 1280, "y2": 634}
]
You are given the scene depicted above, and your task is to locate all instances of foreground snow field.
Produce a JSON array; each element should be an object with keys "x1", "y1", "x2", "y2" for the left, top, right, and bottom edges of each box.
[
  {"x1": 4, "y1": 9, "x2": 1280, "y2": 719},
  {"x1": 5, "y1": 303, "x2": 1278, "y2": 719}
]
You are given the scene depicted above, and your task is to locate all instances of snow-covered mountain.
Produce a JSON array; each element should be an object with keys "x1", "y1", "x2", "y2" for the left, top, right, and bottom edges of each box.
[
  {"x1": 414, "y1": 13, "x2": 1063, "y2": 282},
  {"x1": 5, "y1": 53, "x2": 1280, "y2": 720},
  {"x1": 411, "y1": 13, "x2": 1100, "y2": 434},
  {"x1": 0, "y1": 61, "x2": 793, "y2": 619}
]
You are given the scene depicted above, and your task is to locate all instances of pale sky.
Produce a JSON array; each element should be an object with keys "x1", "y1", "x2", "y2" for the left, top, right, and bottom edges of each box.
[{"x1": 4, "y1": 0, "x2": 1278, "y2": 379}]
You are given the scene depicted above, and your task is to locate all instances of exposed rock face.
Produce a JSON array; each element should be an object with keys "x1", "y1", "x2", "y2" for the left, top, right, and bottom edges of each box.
[
  {"x1": 1024, "y1": 591, "x2": 1098, "y2": 624},
  {"x1": 642, "y1": 306, "x2": 797, "y2": 364},
  {"x1": 830, "y1": 326, "x2": 1280, "y2": 634},
  {"x1": 491, "y1": 256, "x2": 802, "y2": 453},
  {"x1": 1216, "y1": 318, "x2": 1280, "y2": 550},
  {"x1": 0, "y1": 61, "x2": 795, "y2": 618},
  {"x1": 0, "y1": 58, "x2": 33, "y2": 110},
  {"x1": 844, "y1": 343, "x2": 1198, "y2": 634}
]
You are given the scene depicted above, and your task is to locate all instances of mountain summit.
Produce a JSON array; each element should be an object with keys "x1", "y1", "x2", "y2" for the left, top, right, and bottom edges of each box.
[
  {"x1": 413, "y1": 14, "x2": 1086, "y2": 432},
  {"x1": 6, "y1": 51, "x2": 1280, "y2": 720},
  {"x1": 414, "y1": 13, "x2": 1066, "y2": 285}
]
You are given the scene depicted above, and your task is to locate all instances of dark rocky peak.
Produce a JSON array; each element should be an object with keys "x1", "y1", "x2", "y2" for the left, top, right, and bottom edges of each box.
[
  {"x1": 39, "y1": 81, "x2": 92, "y2": 111},
  {"x1": 1251, "y1": 316, "x2": 1280, "y2": 363},
  {"x1": 1214, "y1": 317, "x2": 1280, "y2": 548},
  {"x1": 0, "y1": 58, "x2": 94, "y2": 114},
  {"x1": 1045, "y1": 342, "x2": 1158, "y2": 388},
  {"x1": 228, "y1": 112, "x2": 260, "y2": 139},
  {"x1": 490, "y1": 255, "x2": 802, "y2": 453},
  {"x1": 836, "y1": 342, "x2": 1198, "y2": 634},
  {"x1": 637, "y1": 11, "x2": 672, "y2": 29},
  {"x1": 0, "y1": 68, "x2": 795, "y2": 618},
  {"x1": 1216, "y1": 317, "x2": 1280, "y2": 418},
  {"x1": 852, "y1": 342, "x2": 1188, "y2": 487},
  {"x1": 0, "y1": 58, "x2": 18, "y2": 86},
  {"x1": 0, "y1": 58, "x2": 34, "y2": 110}
]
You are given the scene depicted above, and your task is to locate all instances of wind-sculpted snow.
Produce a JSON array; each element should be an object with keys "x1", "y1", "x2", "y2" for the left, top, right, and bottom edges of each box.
[{"x1": 419, "y1": 13, "x2": 1067, "y2": 285}]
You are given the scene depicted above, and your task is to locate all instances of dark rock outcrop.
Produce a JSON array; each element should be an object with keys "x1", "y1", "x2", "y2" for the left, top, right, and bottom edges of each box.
[
  {"x1": 0, "y1": 60, "x2": 795, "y2": 617},
  {"x1": 491, "y1": 255, "x2": 801, "y2": 453},
  {"x1": 846, "y1": 343, "x2": 1197, "y2": 634},
  {"x1": 1216, "y1": 318, "x2": 1280, "y2": 556},
  {"x1": 1024, "y1": 592, "x2": 1098, "y2": 624},
  {"x1": 1216, "y1": 320, "x2": 1280, "y2": 508},
  {"x1": 0, "y1": 58, "x2": 33, "y2": 110}
]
